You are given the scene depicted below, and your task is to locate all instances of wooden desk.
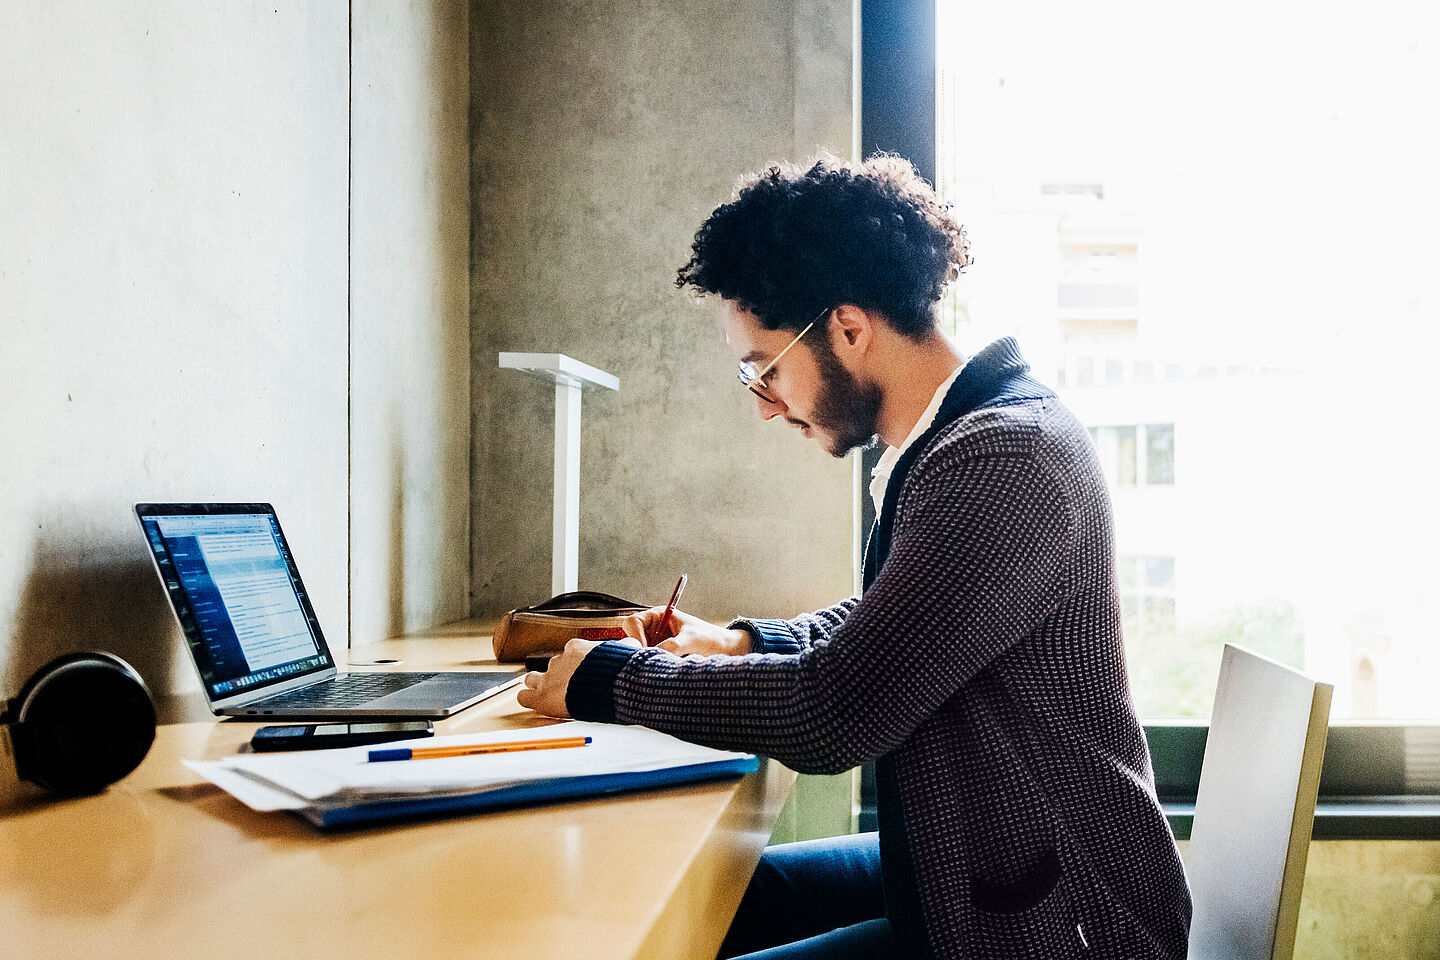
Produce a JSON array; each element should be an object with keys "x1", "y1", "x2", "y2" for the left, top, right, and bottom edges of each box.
[{"x1": 0, "y1": 622, "x2": 796, "y2": 960}]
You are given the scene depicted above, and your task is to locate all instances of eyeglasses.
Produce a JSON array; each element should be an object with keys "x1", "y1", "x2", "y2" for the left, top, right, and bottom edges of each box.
[{"x1": 736, "y1": 307, "x2": 831, "y2": 404}]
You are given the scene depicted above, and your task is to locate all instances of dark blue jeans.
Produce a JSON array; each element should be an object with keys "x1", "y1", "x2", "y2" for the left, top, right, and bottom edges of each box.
[{"x1": 718, "y1": 832, "x2": 899, "y2": 960}]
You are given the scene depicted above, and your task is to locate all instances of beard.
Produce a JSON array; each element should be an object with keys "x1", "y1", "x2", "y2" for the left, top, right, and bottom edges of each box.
[{"x1": 803, "y1": 339, "x2": 882, "y2": 458}]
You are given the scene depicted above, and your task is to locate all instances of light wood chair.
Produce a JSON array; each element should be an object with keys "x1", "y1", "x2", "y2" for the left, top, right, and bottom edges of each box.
[{"x1": 1185, "y1": 643, "x2": 1332, "y2": 960}]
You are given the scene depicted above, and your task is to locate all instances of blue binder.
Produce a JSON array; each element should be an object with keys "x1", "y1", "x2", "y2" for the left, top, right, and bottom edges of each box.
[{"x1": 302, "y1": 755, "x2": 760, "y2": 829}]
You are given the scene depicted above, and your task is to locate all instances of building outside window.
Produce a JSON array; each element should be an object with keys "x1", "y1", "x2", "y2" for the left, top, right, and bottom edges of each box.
[
  {"x1": 1089, "y1": 424, "x2": 1174, "y2": 488},
  {"x1": 937, "y1": 0, "x2": 1440, "y2": 722}
]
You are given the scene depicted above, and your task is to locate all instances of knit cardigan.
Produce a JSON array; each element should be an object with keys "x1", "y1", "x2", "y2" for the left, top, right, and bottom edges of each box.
[{"x1": 568, "y1": 339, "x2": 1192, "y2": 959}]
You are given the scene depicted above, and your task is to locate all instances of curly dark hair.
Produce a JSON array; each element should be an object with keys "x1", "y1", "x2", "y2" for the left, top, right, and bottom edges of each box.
[{"x1": 675, "y1": 155, "x2": 970, "y2": 338}]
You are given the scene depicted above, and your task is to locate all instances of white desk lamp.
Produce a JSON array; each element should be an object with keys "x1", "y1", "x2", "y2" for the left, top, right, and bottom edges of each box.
[{"x1": 498, "y1": 352, "x2": 620, "y2": 595}]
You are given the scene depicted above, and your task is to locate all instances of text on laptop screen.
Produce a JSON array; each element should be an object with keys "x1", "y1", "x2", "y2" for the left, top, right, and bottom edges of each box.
[{"x1": 139, "y1": 512, "x2": 329, "y2": 697}]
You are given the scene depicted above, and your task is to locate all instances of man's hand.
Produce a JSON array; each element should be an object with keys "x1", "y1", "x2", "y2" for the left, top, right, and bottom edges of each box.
[
  {"x1": 622, "y1": 608, "x2": 752, "y2": 657},
  {"x1": 516, "y1": 637, "x2": 640, "y2": 717}
]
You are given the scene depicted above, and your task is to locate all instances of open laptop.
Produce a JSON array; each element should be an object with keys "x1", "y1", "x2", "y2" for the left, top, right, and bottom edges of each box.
[{"x1": 135, "y1": 503, "x2": 523, "y2": 718}]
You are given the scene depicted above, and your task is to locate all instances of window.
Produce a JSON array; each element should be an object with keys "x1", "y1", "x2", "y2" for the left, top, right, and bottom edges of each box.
[
  {"x1": 1089, "y1": 423, "x2": 1173, "y2": 487},
  {"x1": 1144, "y1": 424, "x2": 1173, "y2": 485},
  {"x1": 937, "y1": 0, "x2": 1440, "y2": 721},
  {"x1": 1112, "y1": 426, "x2": 1135, "y2": 486},
  {"x1": 1118, "y1": 554, "x2": 1177, "y2": 639}
]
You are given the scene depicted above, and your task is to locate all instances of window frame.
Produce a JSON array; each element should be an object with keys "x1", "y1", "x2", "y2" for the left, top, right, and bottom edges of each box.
[{"x1": 1151, "y1": 722, "x2": 1440, "y2": 840}]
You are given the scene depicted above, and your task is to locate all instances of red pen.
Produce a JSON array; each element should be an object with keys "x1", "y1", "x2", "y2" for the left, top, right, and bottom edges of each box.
[{"x1": 647, "y1": 574, "x2": 688, "y2": 646}]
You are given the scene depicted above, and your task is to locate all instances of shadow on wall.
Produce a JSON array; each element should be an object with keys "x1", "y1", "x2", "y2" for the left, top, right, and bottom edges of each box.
[
  {"x1": 389, "y1": 421, "x2": 406, "y2": 640},
  {"x1": 5, "y1": 531, "x2": 179, "y2": 703}
]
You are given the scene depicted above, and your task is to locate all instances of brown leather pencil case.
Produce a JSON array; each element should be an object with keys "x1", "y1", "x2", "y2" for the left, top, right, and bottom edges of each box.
[{"x1": 491, "y1": 591, "x2": 650, "y2": 662}]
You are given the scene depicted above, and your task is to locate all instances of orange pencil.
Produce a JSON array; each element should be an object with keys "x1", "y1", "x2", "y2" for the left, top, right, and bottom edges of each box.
[{"x1": 368, "y1": 736, "x2": 591, "y2": 762}]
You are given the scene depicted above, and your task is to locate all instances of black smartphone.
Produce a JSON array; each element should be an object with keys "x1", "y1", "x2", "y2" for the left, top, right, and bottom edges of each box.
[{"x1": 250, "y1": 721, "x2": 435, "y2": 752}]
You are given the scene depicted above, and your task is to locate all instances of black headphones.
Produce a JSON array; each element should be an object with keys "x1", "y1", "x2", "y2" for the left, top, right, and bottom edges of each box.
[{"x1": 0, "y1": 651, "x2": 156, "y2": 796}]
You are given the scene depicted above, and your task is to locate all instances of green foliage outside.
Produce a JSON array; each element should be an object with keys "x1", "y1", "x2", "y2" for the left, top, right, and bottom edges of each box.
[{"x1": 1125, "y1": 598, "x2": 1305, "y2": 719}]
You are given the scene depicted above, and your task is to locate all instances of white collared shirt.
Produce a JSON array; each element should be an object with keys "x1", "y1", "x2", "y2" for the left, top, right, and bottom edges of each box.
[{"x1": 869, "y1": 365, "x2": 966, "y2": 519}]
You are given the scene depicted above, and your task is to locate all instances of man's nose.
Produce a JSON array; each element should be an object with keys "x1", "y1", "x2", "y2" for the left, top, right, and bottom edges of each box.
[{"x1": 755, "y1": 392, "x2": 786, "y2": 421}]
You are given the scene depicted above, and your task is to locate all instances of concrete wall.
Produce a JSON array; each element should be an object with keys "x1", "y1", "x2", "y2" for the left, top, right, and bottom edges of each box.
[
  {"x1": 1297, "y1": 841, "x2": 1440, "y2": 959},
  {"x1": 1174, "y1": 838, "x2": 1440, "y2": 959},
  {"x1": 0, "y1": 3, "x2": 348, "y2": 697},
  {"x1": 350, "y1": 0, "x2": 472, "y2": 645},
  {"x1": 469, "y1": 0, "x2": 857, "y2": 623},
  {"x1": 0, "y1": 1, "x2": 471, "y2": 699}
]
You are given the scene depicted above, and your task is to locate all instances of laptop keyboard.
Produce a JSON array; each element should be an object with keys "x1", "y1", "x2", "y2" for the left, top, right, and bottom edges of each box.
[{"x1": 262, "y1": 672, "x2": 441, "y2": 708}]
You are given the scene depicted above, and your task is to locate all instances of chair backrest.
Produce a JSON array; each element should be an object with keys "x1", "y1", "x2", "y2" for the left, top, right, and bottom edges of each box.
[{"x1": 1186, "y1": 643, "x2": 1332, "y2": 960}]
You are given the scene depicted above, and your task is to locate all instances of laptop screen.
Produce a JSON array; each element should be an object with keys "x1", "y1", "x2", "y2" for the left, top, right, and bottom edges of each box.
[{"x1": 136, "y1": 504, "x2": 334, "y2": 701}]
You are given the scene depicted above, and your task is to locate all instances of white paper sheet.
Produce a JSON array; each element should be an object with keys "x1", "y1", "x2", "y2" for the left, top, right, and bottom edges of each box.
[
  {"x1": 183, "y1": 759, "x2": 311, "y2": 812},
  {"x1": 186, "y1": 721, "x2": 754, "y2": 813}
]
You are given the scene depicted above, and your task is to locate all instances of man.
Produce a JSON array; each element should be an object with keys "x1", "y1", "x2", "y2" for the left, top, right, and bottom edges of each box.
[{"x1": 517, "y1": 156, "x2": 1192, "y2": 959}]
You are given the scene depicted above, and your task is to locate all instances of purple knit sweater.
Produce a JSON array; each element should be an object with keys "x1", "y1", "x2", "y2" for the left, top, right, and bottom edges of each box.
[{"x1": 568, "y1": 340, "x2": 1192, "y2": 959}]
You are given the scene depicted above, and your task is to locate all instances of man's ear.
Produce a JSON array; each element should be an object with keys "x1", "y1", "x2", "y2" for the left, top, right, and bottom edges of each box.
[{"x1": 829, "y1": 304, "x2": 875, "y2": 357}]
